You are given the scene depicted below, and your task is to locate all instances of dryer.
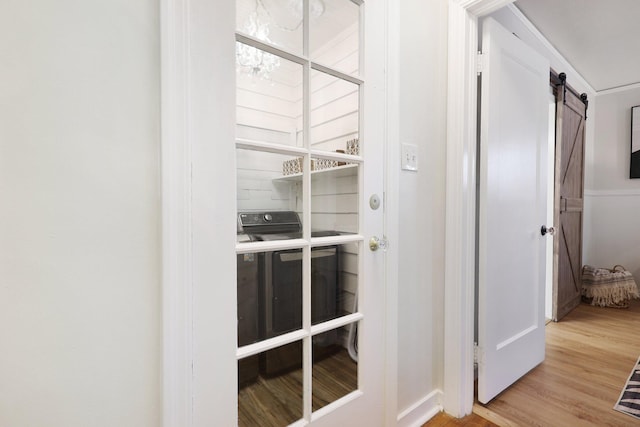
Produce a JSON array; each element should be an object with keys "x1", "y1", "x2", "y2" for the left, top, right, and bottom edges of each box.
[{"x1": 237, "y1": 211, "x2": 341, "y2": 376}]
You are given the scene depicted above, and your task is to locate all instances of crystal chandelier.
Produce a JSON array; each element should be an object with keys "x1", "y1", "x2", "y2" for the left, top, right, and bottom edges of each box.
[
  {"x1": 236, "y1": 11, "x2": 281, "y2": 81},
  {"x1": 288, "y1": 0, "x2": 325, "y2": 22},
  {"x1": 236, "y1": 0, "x2": 326, "y2": 80}
]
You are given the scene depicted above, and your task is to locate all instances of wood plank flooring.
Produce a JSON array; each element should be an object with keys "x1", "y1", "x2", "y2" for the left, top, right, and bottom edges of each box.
[
  {"x1": 241, "y1": 302, "x2": 639, "y2": 426},
  {"x1": 475, "y1": 300, "x2": 640, "y2": 426},
  {"x1": 238, "y1": 348, "x2": 357, "y2": 426},
  {"x1": 423, "y1": 412, "x2": 498, "y2": 427}
]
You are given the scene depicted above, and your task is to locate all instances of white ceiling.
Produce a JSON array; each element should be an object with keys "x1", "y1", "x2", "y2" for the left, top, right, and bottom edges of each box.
[{"x1": 515, "y1": 0, "x2": 640, "y2": 92}]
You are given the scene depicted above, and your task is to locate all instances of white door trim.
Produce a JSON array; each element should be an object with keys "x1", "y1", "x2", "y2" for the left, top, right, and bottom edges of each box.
[
  {"x1": 161, "y1": 0, "x2": 193, "y2": 425},
  {"x1": 384, "y1": 1, "x2": 400, "y2": 426},
  {"x1": 161, "y1": 0, "x2": 238, "y2": 425},
  {"x1": 443, "y1": 0, "x2": 515, "y2": 417}
]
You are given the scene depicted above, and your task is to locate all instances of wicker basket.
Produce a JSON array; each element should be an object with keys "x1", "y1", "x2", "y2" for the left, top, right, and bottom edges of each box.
[{"x1": 581, "y1": 265, "x2": 640, "y2": 308}]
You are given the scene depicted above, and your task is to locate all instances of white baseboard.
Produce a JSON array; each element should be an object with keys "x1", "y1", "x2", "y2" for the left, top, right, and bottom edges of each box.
[{"x1": 397, "y1": 389, "x2": 443, "y2": 427}]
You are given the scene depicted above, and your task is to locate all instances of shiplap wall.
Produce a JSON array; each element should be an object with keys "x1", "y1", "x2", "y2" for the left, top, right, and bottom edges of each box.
[
  {"x1": 236, "y1": 58, "x2": 302, "y2": 145},
  {"x1": 236, "y1": 53, "x2": 302, "y2": 213},
  {"x1": 235, "y1": 23, "x2": 360, "y2": 333},
  {"x1": 309, "y1": 25, "x2": 359, "y2": 152},
  {"x1": 302, "y1": 170, "x2": 359, "y2": 322},
  {"x1": 235, "y1": 23, "x2": 359, "y2": 214},
  {"x1": 236, "y1": 149, "x2": 297, "y2": 212}
]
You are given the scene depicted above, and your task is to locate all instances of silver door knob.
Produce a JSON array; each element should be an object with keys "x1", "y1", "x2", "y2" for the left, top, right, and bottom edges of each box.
[
  {"x1": 540, "y1": 225, "x2": 555, "y2": 236},
  {"x1": 369, "y1": 236, "x2": 389, "y2": 252}
]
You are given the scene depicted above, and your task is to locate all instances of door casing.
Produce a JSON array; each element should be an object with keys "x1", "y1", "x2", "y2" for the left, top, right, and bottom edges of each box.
[
  {"x1": 443, "y1": 0, "x2": 518, "y2": 417},
  {"x1": 445, "y1": 0, "x2": 595, "y2": 417}
]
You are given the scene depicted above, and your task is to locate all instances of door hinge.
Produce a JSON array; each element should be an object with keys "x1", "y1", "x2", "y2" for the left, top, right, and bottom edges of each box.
[
  {"x1": 477, "y1": 52, "x2": 484, "y2": 75},
  {"x1": 474, "y1": 342, "x2": 480, "y2": 367}
]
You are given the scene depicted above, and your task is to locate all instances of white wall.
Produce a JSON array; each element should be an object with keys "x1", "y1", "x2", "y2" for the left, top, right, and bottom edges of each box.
[
  {"x1": 0, "y1": 2, "x2": 160, "y2": 426},
  {"x1": 584, "y1": 88, "x2": 640, "y2": 279},
  {"x1": 395, "y1": 0, "x2": 448, "y2": 423},
  {"x1": 489, "y1": 6, "x2": 595, "y2": 98}
]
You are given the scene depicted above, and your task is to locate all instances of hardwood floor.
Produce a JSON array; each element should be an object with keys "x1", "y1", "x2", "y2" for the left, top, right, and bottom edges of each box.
[
  {"x1": 237, "y1": 347, "x2": 357, "y2": 426},
  {"x1": 474, "y1": 300, "x2": 640, "y2": 426},
  {"x1": 241, "y1": 302, "x2": 640, "y2": 426},
  {"x1": 423, "y1": 412, "x2": 498, "y2": 426}
]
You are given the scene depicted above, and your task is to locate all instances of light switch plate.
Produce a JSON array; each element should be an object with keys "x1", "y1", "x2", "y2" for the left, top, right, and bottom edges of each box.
[{"x1": 401, "y1": 143, "x2": 418, "y2": 171}]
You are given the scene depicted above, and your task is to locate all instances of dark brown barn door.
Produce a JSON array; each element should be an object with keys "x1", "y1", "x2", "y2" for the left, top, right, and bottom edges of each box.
[{"x1": 552, "y1": 82, "x2": 586, "y2": 321}]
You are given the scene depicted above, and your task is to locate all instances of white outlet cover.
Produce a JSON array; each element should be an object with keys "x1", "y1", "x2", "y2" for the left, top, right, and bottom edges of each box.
[{"x1": 401, "y1": 143, "x2": 418, "y2": 171}]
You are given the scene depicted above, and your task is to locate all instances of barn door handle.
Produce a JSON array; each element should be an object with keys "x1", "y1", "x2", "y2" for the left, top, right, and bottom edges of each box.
[{"x1": 541, "y1": 225, "x2": 555, "y2": 236}]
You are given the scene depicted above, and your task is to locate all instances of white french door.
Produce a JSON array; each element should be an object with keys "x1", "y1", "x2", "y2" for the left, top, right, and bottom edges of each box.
[{"x1": 162, "y1": 0, "x2": 388, "y2": 425}]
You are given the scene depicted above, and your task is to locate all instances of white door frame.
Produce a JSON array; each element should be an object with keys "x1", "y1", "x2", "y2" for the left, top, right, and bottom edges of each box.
[
  {"x1": 160, "y1": 0, "x2": 194, "y2": 425},
  {"x1": 161, "y1": 0, "x2": 238, "y2": 425},
  {"x1": 443, "y1": 0, "x2": 516, "y2": 417},
  {"x1": 444, "y1": 0, "x2": 598, "y2": 417}
]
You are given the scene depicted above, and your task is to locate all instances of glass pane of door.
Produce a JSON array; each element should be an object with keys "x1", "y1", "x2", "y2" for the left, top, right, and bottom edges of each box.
[
  {"x1": 237, "y1": 343, "x2": 304, "y2": 426},
  {"x1": 310, "y1": 160, "x2": 359, "y2": 235},
  {"x1": 311, "y1": 242, "x2": 359, "y2": 322},
  {"x1": 310, "y1": 70, "x2": 360, "y2": 154},
  {"x1": 236, "y1": 0, "x2": 304, "y2": 55},
  {"x1": 311, "y1": 324, "x2": 358, "y2": 411},
  {"x1": 236, "y1": 45, "x2": 303, "y2": 147},
  {"x1": 236, "y1": 149, "x2": 306, "y2": 236},
  {"x1": 310, "y1": 0, "x2": 360, "y2": 77},
  {"x1": 235, "y1": 0, "x2": 366, "y2": 424}
]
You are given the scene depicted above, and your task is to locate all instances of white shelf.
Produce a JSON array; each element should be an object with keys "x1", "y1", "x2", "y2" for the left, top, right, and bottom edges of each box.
[{"x1": 274, "y1": 163, "x2": 358, "y2": 182}]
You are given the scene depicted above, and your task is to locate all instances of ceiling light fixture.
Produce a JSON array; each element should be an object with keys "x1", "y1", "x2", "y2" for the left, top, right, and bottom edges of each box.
[
  {"x1": 236, "y1": 11, "x2": 281, "y2": 81},
  {"x1": 288, "y1": 0, "x2": 326, "y2": 25},
  {"x1": 236, "y1": 0, "x2": 326, "y2": 80}
]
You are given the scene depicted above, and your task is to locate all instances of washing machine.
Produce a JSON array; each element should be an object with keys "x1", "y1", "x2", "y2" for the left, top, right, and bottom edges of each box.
[{"x1": 237, "y1": 211, "x2": 341, "y2": 376}]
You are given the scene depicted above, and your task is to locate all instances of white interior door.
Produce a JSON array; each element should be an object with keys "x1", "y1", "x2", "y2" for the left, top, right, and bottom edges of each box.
[
  {"x1": 230, "y1": 0, "x2": 386, "y2": 425},
  {"x1": 477, "y1": 17, "x2": 550, "y2": 404}
]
